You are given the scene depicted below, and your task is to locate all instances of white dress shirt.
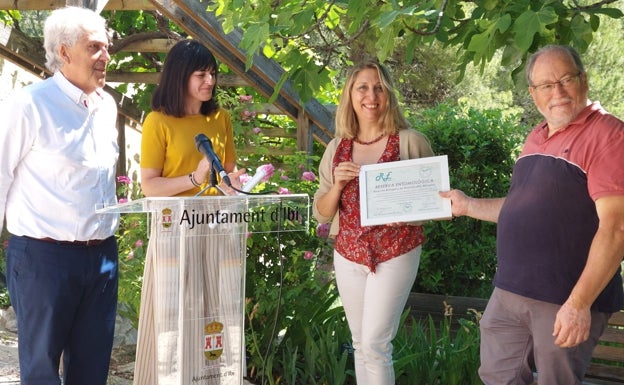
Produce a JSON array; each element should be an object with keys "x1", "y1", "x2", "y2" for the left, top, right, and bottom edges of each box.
[{"x1": 0, "y1": 72, "x2": 119, "y2": 241}]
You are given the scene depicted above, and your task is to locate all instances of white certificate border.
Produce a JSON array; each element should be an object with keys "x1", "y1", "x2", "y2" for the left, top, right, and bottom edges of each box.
[{"x1": 359, "y1": 155, "x2": 452, "y2": 226}]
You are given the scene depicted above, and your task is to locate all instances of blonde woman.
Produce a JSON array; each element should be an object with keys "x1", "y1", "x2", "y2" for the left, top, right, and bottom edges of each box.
[{"x1": 313, "y1": 59, "x2": 434, "y2": 384}]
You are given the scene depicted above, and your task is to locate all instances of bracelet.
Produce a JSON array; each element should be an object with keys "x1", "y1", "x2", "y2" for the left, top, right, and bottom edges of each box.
[{"x1": 189, "y1": 172, "x2": 201, "y2": 187}]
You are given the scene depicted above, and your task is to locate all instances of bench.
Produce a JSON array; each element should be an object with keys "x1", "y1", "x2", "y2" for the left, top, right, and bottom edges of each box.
[
  {"x1": 584, "y1": 310, "x2": 624, "y2": 384},
  {"x1": 405, "y1": 293, "x2": 624, "y2": 385}
]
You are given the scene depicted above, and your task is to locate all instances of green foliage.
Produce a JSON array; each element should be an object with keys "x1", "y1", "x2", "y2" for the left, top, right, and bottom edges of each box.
[
  {"x1": 114, "y1": 175, "x2": 148, "y2": 329},
  {"x1": 207, "y1": 0, "x2": 624, "y2": 100},
  {"x1": 394, "y1": 310, "x2": 482, "y2": 385},
  {"x1": 583, "y1": 2, "x2": 624, "y2": 119},
  {"x1": 246, "y1": 281, "x2": 352, "y2": 385},
  {"x1": 413, "y1": 103, "x2": 527, "y2": 297},
  {"x1": 243, "y1": 162, "x2": 340, "y2": 384},
  {"x1": 0, "y1": 10, "x2": 15, "y2": 25},
  {"x1": 0, "y1": 10, "x2": 47, "y2": 36}
]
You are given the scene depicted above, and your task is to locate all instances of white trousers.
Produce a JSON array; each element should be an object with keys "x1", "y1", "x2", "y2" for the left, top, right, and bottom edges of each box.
[{"x1": 334, "y1": 246, "x2": 421, "y2": 385}]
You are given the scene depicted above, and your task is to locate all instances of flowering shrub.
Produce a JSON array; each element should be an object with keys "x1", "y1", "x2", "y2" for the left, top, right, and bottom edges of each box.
[
  {"x1": 301, "y1": 171, "x2": 316, "y2": 181},
  {"x1": 115, "y1": 174, "x2": 147, "y2": 327}
]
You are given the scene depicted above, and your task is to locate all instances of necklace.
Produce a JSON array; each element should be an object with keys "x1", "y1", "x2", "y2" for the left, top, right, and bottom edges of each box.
[{"x1": 353, "y1": 133, "x2": 385, "y2": 145}]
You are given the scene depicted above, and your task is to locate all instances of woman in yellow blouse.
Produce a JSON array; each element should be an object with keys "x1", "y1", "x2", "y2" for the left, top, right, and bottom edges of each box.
[{"x1": 135, "y1": 39, "x2": 245, "y2": 384}]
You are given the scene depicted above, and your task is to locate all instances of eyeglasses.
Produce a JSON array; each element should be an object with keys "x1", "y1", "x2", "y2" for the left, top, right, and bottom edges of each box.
[{"x1": 531, "y1": 73, "x2": 582, "y2": 94}]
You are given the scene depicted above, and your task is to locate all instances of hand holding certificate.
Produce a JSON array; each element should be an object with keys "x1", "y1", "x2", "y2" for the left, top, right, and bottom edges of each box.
[{"x1": 359, "y1": 155, "x2": 452, "y2": 226}]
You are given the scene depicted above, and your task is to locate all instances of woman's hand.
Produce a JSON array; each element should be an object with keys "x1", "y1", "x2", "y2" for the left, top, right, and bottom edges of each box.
[
  {"x1": 220, "y1": 168, "x2": 247, "y2": 195},
  {"x1": 333, "y1": 161, "x2": 360, "y2": 191},
  {"x1": 193, "y1": 158, "x2": 213, "y2": 185}
]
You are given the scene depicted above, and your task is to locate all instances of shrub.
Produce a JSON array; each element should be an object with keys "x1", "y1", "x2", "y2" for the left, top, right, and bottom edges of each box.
[
  {"x1": 412, "y1": 103, "x2": 527, "y2": 297},
  {"x1": 394, "y1": 309, "x2": 483, "y2": 385},
  {"x1": 114, "y1": 173, "x2": 148, "y2": 328}
]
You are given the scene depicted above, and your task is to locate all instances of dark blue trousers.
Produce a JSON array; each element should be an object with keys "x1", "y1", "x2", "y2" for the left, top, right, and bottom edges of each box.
[{"x1": 6, "y1": 235, "x2": 118, "y2": 385}]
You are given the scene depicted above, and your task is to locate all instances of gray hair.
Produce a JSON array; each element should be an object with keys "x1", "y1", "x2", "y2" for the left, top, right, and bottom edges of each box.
[
  {"x1": 43, "y1": 7, "x2": 109, "y2": 73},
  {"x1": 525, "y1": 45, "x2": 586, "y2": 86}
]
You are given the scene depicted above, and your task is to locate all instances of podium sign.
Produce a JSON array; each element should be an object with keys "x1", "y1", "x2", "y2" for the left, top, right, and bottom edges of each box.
[{"x1": 98, "y1": 194, "x2": 309, "y2": 385}]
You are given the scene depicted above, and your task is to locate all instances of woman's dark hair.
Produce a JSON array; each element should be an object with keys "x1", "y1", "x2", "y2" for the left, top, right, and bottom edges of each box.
[{"x1": 151, "y1": 39, "x2": 219, "y2": 117}]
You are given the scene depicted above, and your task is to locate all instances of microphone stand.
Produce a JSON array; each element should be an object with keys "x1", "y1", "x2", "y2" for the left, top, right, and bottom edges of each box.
[{"x1": 194, "y1": 168, "x2": 226, "y2": 196}]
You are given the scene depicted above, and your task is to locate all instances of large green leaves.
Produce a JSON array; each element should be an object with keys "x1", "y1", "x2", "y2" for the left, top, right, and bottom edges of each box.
[
  {"x1": 207, "y1": 0, "x2": 624, "y2": 102},
  {"x1": 512, "y1": 7, "x2": 558, "y2": 51}
]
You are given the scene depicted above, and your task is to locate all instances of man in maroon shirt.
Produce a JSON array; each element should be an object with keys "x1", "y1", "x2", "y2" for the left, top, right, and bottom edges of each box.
[{"x1": 440, "y1": 45, "x2": 624, "y2": 385}]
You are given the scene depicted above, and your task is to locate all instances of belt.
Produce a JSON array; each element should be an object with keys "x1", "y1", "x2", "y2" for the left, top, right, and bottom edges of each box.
[{"x1": 26, "y1": 236, "x2": 108, "y2": 246}]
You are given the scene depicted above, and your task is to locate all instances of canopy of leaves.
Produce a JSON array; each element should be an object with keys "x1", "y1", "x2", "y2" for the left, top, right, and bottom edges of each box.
[
  {"x1": 2, "y1": 1, "x2": 622, "y2": 109},
  {"x1": 209, "y1": 0, "x2": 623, "y2": 101}
]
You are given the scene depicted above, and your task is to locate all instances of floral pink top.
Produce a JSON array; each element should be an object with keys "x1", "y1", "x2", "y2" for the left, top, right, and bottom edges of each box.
[{"x1": 333, "y1": 134, "x2": 425, "y2": 272}]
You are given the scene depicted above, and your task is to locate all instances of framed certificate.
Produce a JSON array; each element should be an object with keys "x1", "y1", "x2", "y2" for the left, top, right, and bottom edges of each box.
[{"x1": 359, "y1": 155, "x2": 452, "y2": 226}]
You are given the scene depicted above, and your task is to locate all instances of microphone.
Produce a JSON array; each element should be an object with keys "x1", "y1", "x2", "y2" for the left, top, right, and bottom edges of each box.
[{"x1": 194, "y1": 133, "x2": 231, "y2": 187}]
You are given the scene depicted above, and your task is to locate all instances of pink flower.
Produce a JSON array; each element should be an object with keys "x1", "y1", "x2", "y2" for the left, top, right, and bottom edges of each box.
[
  {"x1": 252, "y1": 127, "x2": 262, "y2": 134},
  {"x1": 280, "y1": 175, "x2": 290, "y2": 181},
  {"x1": 117, "y1": 176, "x2": 132, "y2": 185},
  {"x1": 240, "y1": 110, "x2": 257, "y2": 122},
  {"x1": 278, "y1": 187, "x2": 291, "y2": 195},
  {"x1": 2, "y1": 240, "x2": 8, "y2": 249},
  {"x1": 127, "y1": 251, "x2": 134, "y2": 260},
  {"x1": 301, "y1": 171, "x2": 316, "y2": 181},
  {"x1": 118, "y1": 198, "x2": 128, "y2": 204},
  {"x1": 134, "y1": 239, "x2": 143, "y2": 248},
  {"x1": 239, "y1": 95, "x2": 253, "y2": 102},
  {"x1": 317, "y1": 223, "x2": 330, "y2": 239},
  {"x1": 256, "y1": 164, "x2": 275, "y2": 181},
  {"x1": 303, "y1": 250, "x2": 314, "y2": 260}
]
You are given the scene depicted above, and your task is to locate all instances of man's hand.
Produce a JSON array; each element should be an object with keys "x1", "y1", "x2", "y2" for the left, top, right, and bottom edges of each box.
[
  {"x1": 553, "y1": 299, "x2": 591, "y2": 348},
  {"x1": 439, "y1": 189, "x2": 471, "y2": 217}
]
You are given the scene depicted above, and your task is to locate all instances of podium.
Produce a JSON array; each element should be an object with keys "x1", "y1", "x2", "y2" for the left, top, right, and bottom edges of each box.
[{"x1": 98, "y1": 194, "x2": 309, "y2": 385}]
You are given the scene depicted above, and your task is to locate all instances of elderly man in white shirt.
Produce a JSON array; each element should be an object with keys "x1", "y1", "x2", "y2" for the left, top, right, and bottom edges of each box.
[{"x1": 0, "y1": 7, "x2": 120, "y2": 385}]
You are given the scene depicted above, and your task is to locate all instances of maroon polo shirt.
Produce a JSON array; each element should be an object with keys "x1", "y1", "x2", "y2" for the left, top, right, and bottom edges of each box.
[{"x1": 495, "y1": 102, "x2": 624, "y2": 312}]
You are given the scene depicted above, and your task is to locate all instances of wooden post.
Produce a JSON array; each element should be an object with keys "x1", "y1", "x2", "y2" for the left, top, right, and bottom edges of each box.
[
  {"x1": 64, "y1": 0, "x2": 109, "y2": 12},
  {"x1": 116, "y1": 114, "x2": 127, "y2": 178},
  {"x1": 297, "y1": 110, "x2": 309, "y2": 153}
]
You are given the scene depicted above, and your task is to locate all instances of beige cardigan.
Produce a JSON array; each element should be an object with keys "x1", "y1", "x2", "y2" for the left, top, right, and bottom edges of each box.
[{"x1": 312, "y1": 128, "x2": 435, "y2": 238}]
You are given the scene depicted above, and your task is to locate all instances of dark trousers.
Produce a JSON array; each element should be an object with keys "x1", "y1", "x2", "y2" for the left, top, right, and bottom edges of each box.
[{"x1": 6, "y1": 235, "x2": 119, "y2": 385}]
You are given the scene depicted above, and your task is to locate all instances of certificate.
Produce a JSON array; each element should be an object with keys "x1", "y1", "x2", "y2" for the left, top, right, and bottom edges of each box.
[{"x1": 359, "y1": 155, "x2": 452, "y2": 226}]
